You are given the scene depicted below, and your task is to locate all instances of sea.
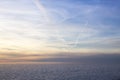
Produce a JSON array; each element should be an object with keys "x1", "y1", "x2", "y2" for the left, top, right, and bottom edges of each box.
[{"x1": 0, "y1": 62, "x2": 120, "y2": 80}]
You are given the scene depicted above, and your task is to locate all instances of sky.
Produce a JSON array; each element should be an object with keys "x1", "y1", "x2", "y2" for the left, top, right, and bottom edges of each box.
[{"x1": 0, "y1": 0, "x2": 120, "y2": 62}]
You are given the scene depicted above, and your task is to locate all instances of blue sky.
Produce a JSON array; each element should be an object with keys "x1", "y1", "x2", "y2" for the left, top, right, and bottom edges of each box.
[{"x1": 0, "y1": 0, "x2": 120, "y2": 62}]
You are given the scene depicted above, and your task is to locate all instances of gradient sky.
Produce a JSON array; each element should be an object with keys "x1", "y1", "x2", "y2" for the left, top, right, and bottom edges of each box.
[{"x1": 0, "y1": 0, "x2": 120, "y2": 62}]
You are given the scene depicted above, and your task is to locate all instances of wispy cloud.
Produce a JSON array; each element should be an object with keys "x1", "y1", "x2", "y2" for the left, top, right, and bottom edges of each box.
[
  {"x1": 33, "y1": 0, "x2": 51, "y2": 23},
  {"x1": 0, "y1": 0, "x2": 120, "y2": 62}
]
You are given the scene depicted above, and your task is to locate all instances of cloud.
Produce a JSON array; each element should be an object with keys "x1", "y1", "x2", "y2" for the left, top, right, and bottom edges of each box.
[
  {"x1": 0, "y1": 52, "x2": 120, "y2": 63},
  {"x1": 0, "y1": 0, "x2": 120, "y2": 59},
  {"x1": 33, "y1": 0, "x2": 51, "y2": 23}
]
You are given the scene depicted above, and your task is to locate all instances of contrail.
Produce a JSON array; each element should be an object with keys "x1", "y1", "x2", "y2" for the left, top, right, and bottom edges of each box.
[
  {"x1": 73, "y1": 21, "x2": 89, "y2": 48},
  {"x1": 33, "y1": 0, "x2": 50, "y2": 23}
]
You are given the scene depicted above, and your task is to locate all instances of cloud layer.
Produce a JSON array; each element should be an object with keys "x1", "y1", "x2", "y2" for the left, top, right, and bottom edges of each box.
[{"x1": 0, "y1": 0, "x2": 120, "y2": 62}]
